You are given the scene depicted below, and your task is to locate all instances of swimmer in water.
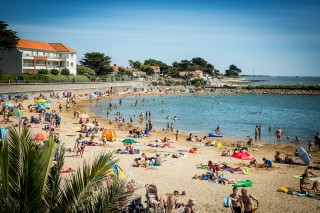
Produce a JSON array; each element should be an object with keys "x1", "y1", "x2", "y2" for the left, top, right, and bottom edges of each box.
[
  {"x1": 166, "y1": 116, "x2": 170, "y2": 120},
  {"x1": 174, "y1": 116, "x2": 177, "y2": 120}
]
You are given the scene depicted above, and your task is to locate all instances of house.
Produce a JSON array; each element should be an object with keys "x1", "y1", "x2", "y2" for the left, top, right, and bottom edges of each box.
[
  {"x1": 125, "y1": 68, "x2": 146, "y2": 78},
  {"x1": 113, "y1": 64, "x2": 119, "y2": 72},
  {"x1": 150, "y1": 66, "x2": 161, "y2": 80},
  {"x1": 194, "y1": 70, "x2": 203, "y2": 78},
  {"x1": 0, "y1": 39, "x2": 77, "y2": 75}
]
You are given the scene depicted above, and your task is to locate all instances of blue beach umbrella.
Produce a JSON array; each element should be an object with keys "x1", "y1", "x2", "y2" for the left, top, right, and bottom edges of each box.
[
  {"x1": 297, "y1": 147, "x2": 311, "y2": 165},
  {"x1": 0, "y1": 128, "x2": 7, "y2": 141},
  {"x1": 37, "y1": 104, "x2": 46, "y2": 109},
  {"x1": 4, "y1": 103, "x2": 14, "y2": 108},
  {"x1": 1, "y1": 94, "x2": 9, "y2": 99}
]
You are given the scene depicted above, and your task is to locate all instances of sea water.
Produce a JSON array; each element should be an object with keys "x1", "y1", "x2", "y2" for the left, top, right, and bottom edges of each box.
[
  {"x1": 242, "y1": 76, "x2": 320, "y2": 86},
  {"x1": 90, "y1": 94, "x2": 320, "y2": 144}
]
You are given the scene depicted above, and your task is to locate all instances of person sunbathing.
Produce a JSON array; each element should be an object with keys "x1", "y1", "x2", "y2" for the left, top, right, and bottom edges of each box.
[
  {"x1": 205, "y1": 141, "x2": 216, "y2": 146},
  {"x1": 61, "y1": 167, "x2": 75, "y2": 173},
  {"x1": 221, "y1": 150, "x2": 231, "y2": 157},
  {"x1": 284, "y1": 155, "x2": 294, "y2": 164}
]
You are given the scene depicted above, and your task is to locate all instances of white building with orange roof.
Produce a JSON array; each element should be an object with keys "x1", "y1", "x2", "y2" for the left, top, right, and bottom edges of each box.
[{"x1": 0, "y1": 39, "x2": 77, "y2": 75}]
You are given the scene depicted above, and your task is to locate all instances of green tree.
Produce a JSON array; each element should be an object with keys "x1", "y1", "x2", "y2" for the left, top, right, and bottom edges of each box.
[
  {"x1": 60, "y1": 68, "x2": 70, "y2": 76},
  {"x1": 143, "y1": 59, "x2": 169, "y2": 74},
  {"x1": 0, "y1": 127, "x2": 132, "y2": 213},
  {"x1": 76, "y1": 65, "x2": 95, "y2": 78},
  {"x1": 0, "y1": 21, "x2": 20, "y2": 50},
  {"x1": 96, "y1": 66, "x2": 114, "y2": 76},
  {"x1": 225, "y1": 64, "x2": 242, "y2": 77},
  {"x1": 128, "y1": 60, "x2": 142, "y2": 70},
  {"x1": 80, "y1": 52, "x2": 112, "y2": 75},
  {"x1": 141, "y1": 65, "x2": 154, "y2": 75}
]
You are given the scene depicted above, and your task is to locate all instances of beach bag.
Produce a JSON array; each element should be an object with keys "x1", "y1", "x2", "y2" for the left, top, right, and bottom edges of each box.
[{"x1": 223, "y1": 196, "x2": 231, "y2": 208}]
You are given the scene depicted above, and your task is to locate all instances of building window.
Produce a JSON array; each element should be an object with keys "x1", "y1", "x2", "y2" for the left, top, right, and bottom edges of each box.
[{"x1": 71, "y1": 62, "x2": 74, "y2": 67}]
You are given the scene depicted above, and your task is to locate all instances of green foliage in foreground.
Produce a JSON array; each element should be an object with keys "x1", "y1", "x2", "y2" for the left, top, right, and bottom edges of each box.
[
  {"x1": 0, "y1": 127, "x2": 133, "y2": 213},
  {"x1": 243, "y1": 85, "x2": 320, "y2": 90}
]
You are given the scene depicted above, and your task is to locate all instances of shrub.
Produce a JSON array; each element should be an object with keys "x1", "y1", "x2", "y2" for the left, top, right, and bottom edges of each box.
[
  {"x1": 50, "y1": 69, "x2": 59, "y2": 75},
  {"x1": 60, "y1": 68, "x2": 70, "y2": 76},
  {"x1": 37, "y1": 69, "x2": 49, "y2": 74}
]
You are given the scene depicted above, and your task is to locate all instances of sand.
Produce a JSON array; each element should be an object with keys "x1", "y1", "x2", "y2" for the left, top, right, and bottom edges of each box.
[{"x1": 1, "y1": 88, "x2": 319, "y2": 213}]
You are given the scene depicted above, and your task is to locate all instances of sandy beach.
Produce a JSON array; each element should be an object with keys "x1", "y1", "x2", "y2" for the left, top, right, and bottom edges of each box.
[{"x1": 1, "y1": 87, "x2": 319, "y2": 213}]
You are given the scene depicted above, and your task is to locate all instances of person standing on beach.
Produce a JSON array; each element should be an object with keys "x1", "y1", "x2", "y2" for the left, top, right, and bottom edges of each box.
[
  {"x1": 215, "y1": 125, "x2": 220, "y2": 135},
  {"x1": 275, "y1": 128, "x2": 282, "y2": 142},
  {"x1": 239, "y1": 188, "x2": 258, "y2": 213},
  {"x1": 315, "y1": 133, "x2": 320, "y2": 149},
  {"x1": 175, "y1": 130, "x2": 179, "y2": 142},
  {"x1": 258, "y1": 125, "x2": 262, "y2": 139},
  {"x1": 254, "y1": 125, "x2": 259, "y2": 140},
  {"x1": 229, "y1": 187, "x2": 242, "y2": 213}
]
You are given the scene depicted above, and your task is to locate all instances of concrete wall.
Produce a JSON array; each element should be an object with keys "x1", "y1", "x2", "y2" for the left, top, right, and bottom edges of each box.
[
  {"x1": 0, "y1": 81, "x2": 146, "y2": 95},
  {"x1": 0, "y1": 50, "x2": 23, "y2": 74}
]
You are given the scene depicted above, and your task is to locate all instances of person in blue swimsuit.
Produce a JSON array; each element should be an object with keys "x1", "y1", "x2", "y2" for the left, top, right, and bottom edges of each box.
[{"x1": 262, "y1": 158, "x2": 272, "y2": 168}]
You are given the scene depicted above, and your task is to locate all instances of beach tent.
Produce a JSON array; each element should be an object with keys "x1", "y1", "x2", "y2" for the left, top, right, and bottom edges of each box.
[
  {"x1": 34, "y1": 132, "x2": 50, "y2": 141},
  {"x1": 297, "y1": 147, "x2": 311, "y2": 165},
  {"x1": 108, "y1": 164, "x2": 126, "y2": 179},
  {"x1": 13, "y1": 108, "x2": 23, "y2": 117},
  {"x1": 232, "y1": 151, "x2": 254, "y2": 161},
  {"x1": 101, "y1": 129, "x2": 116, "y2": 141}
]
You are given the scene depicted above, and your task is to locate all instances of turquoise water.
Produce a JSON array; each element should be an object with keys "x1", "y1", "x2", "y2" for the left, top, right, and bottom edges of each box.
[
  {"x1": 90, "y1": 94, "x2": 320, "y2": 144},
  {"x1": 242, "y1": 76, "x2": 320, "y2": 86}
]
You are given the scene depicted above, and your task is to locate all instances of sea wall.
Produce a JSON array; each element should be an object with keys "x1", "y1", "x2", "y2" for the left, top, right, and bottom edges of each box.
[{"x1": 0, "y1": 81, "x2": 146, "y2": 95}]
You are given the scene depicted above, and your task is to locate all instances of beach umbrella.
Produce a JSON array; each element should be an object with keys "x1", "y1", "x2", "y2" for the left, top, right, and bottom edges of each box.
[
  {"x1": 232, "y1": 151, "x2": 254, "y2": 161},
  {"x1": 35, "y1": 99, "x2": 47, "y2": 103},
  {"x1": 14, "y1": 93, "x2": 21, "y2": 98},
  {"x1": 4, "y1": 103, "x2": 14, "y2": 108},
  {"x1": 109, "y1": 164, "x2": 125, "y2": 179},
  {"x1": 79, "y1": 114, "x2": 89, "y2": 119},
  {"x1": 1, "y1": 94, "x2": 8, "y2": 99},
  {"x1": 37, "y1": 104, "x2": 46, "y2": 109},
  {"x1": 34, "y1": 132, "x2": 50, "y2": 140},
  {"x1": 297, "y1": 147, "x2": 311, "y2": 165},
  {"x1": 13, "y1": 108, "x2": 23, "y2": 117},
  {"x1": 85, "y1": 123, "x2": 96, "y2": 128},
  {"x1": 0, "y1": 128, "x2": 7, "y2": 141},
  {"x1": 122, "y1": 139, "x2": 137, "y2": 144}
]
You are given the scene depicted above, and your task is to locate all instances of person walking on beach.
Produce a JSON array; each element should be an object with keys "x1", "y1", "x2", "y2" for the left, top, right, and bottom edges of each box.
[
  {"x1": 229, "y1": 187, "x2": 242, "y2": 213},
  {"x1": 275, "y1": 128, "x2": 282, "y2": 142},
  {"x1": 239, "y1": 188, "x2": 258, "y2": 213}
]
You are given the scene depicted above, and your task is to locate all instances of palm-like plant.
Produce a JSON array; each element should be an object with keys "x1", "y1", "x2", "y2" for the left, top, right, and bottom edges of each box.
[{"x1": 0, "y1": 127, "x2": 133, "y2": 213}]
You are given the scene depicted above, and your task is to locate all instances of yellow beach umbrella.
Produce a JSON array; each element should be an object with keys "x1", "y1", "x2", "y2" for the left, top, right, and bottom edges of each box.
[{"x1": 35, "y1": 99, "x2": 47, "y2": 103}]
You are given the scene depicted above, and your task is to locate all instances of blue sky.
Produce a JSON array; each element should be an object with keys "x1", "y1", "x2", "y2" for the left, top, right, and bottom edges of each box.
[{"x1": 2, "y1": 0, "x2": 320, "y2": 76}]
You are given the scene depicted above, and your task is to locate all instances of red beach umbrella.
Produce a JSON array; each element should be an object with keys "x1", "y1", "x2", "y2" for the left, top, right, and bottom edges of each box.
[{"x1": 232, "y1": 151, "x2": 254, "y2": 160}]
